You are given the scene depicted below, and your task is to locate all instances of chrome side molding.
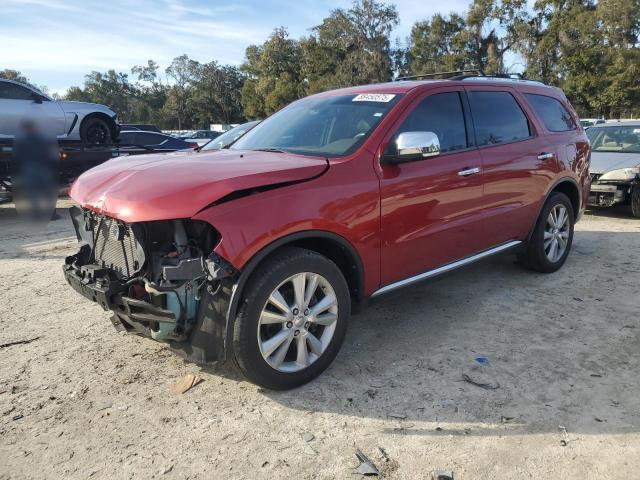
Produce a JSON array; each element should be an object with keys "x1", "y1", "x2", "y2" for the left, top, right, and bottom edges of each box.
[{"x1": 371, "y1": 240, "x2": 523, "y2": 298}]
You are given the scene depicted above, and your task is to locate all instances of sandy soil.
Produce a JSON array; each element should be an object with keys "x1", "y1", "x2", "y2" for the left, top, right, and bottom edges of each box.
[{"x1": 1, "y1": 200, "x2": 639, "y2": 479}]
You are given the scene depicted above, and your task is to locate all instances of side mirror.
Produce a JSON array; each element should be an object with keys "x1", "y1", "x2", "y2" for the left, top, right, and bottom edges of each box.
[
  {"x1": 31, "y1": 93, "x2": 43, "y2": 104},
  {"x1": 384, "y1": 131, "x2": 441, "y2": 164}
]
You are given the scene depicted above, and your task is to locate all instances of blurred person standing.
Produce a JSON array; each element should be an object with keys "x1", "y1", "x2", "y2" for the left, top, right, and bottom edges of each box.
[{"x1": 11, "y1": 119, "x2": 59, "y2": 223}]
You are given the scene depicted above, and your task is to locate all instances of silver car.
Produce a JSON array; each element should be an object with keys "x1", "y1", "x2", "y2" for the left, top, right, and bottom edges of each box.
[
  {"x1": 0, "y1": 79, "x2": 119, "y2": 144},
  {"x1": 587, "y1": 121, "x2": 640, "y2": 217}
]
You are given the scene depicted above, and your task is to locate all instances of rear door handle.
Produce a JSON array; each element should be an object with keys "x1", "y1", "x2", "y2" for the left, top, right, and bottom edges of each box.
[
  {"x1": 537, "y1": 152, "x2": 555, "y2": 160},
  {"x1": 458, "y1": 167, "x2": 480, "y2": 176}
]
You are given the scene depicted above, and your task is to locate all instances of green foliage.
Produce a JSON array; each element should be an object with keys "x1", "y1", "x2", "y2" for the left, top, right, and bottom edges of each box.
[
  {"x1": 6, "y1": 0, "x2": 639, "y2": 123},
  {"x1": 241, "y1": 27, "x2": 305, "y2": 117}
]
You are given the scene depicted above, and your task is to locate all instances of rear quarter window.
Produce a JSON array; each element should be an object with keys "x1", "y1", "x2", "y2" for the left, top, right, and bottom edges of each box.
[
  {"x1": 524, "y1": 93, "x2": 576, "y2": 132},
  {"x1": 468, "y1": 91, "x2": 531, "y2": 146}
]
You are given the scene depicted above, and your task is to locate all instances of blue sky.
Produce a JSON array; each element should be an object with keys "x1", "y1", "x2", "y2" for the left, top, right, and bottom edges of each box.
[{"x1": 2, "y1": 0, "x2": 474, "y2": 95}]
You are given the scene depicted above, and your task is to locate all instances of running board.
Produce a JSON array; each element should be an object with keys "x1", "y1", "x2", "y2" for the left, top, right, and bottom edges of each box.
[{"x1": 371, "y1": 241, "x2": 522, "y2": 298}]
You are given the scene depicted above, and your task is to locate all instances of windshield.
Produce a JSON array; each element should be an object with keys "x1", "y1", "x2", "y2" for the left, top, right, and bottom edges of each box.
[
  {"x1": 230, "y1": 93, "x2": 402, "y2": 157},
  {"x1": 201, "y1": 121, "x2": 260, "y2": 151},
  {"x1": 587, "y1": 126, "x2": 640, "y2": 153}
]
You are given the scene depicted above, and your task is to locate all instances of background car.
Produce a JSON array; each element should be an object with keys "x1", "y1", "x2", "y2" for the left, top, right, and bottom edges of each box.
[
  {"x1": 181, "y1": 129, "x2": 222, "y2": 146},
  {"x1": 580, "y1": 118, "x2": 606, "y2": 127},
  {"x1": 120, "y1": 123, "x2": 161, "y2": 133},
  {"x1": 0, "y1": 79, "x2": 119, "y2": 144},
  {"x1": 587, "y1": 121, "x2": 640, "y2": 216},
  {"x1": 200, "y1": 121, "x2": 260, "y2": 151},
  {"x1": 118, "y1": 130, "x2": 198, "y2": 150}
]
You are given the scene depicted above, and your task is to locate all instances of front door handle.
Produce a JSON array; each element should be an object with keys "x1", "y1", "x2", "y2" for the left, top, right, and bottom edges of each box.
[
  {"x1": 458, "y1": 167, "x2": 480, "y2": 176},
  {"x1": 537, "y1": 152, "x2": 555, "y2": 160}
]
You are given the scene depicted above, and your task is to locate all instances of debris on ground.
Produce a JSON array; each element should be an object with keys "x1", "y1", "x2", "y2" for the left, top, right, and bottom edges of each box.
[
  {"x1": 501, "y1": 416, "x2": 516, "y2": 423},
  {"x1": 0, "y1": 337, "x2": 40, "y2": 349},
  {"x1": 354, "y1": 449, "x2": 380, "y2": 476},
  {"x1": 432, "y1": 470, "x2": 454, "y2": 480},
  {"x1": 378, "y1": 447, "x2": 391, "y2": 463},
  {"x1": 387, "y1": 412, "x2": 407, "y2": 419},
  {"x1": 169, "y1": 374, "x2": 203, "y2": 394},
  {"x1": 462, "y1": 373, "x2": 500, "y2": 390},
  {"x1": 475, "y1": 356, "x2": 489, "y2": 365},
  {"x1": 302, "y1": 432, "x2": 314, "y2": 442}
]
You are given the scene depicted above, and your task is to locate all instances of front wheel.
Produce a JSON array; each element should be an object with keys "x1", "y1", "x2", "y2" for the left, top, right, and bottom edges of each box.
[
  {"x1": 80, "y1": 117, "x2": 112, "y2": 145},
  {"x1": 520, "y1": 192, "x2": 575, "y2": 273},
  {"x1": 232, "y1": 247, "x2": 350, "y2": 390},
  {"x1": 631, "y1": 186, "x2": 640, "y2": 218}
]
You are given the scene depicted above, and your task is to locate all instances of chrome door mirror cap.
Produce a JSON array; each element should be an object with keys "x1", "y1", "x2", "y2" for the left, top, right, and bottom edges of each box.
[{"x1": 387, "y1": 131, "x2": 441, "y2": 164}]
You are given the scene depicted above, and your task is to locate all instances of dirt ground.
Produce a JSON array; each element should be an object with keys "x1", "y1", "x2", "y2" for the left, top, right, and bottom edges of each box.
[{"x1": 1, "y1": 199, "x2": 639, "y2": 480}]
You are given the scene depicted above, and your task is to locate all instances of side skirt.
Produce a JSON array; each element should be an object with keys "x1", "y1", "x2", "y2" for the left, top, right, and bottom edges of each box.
[{"x1": 370, "y1": 240, "x2": 522, "y2": 298}]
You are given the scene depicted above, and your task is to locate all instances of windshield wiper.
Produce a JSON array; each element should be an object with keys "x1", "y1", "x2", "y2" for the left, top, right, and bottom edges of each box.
[{"x1": 252, "y1": 147, "x2": 288, "y2": 153}]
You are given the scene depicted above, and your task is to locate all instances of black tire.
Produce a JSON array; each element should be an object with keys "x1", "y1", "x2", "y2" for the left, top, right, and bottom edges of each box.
[
  {"x1": 520, "y1": 192, "x2": 575, "y2": 273},
  {"x1": 80, "y1": 116, "x2": 112, "y2": 145},
  {"x1": 232, "y1": 247, "x2": 350, "y2": 390},
  {"x1": 631, "y1": 186, "x2": 640, "y2": 218}
]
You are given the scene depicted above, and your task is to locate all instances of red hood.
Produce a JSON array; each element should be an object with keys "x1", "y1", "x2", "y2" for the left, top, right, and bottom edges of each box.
[{"x1": 69, "y1": 149, "x2": 328, "y2": 222}]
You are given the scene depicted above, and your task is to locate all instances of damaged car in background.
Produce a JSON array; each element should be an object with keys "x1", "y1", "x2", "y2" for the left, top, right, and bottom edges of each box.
[{"x1": 587, "y1": 121, "x2": 640, "y2": 217}]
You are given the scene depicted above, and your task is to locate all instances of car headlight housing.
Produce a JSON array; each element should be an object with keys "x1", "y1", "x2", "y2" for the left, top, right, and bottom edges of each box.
[{"x1": 599, "y1": 167, "x2": 640, "y2": 182}]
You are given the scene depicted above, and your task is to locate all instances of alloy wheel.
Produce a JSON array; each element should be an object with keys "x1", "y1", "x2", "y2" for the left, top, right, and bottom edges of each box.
[
  {"x1": 544, "y1": 204, "x2": 570, "y2": 262},
  {"x1": 257, "y1": 272, "x2": 338, "y2": 373}
]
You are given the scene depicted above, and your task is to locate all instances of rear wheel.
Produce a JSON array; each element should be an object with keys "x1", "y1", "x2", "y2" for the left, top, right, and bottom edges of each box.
[
  {"x1": 520, "y1": 192, "x2": 574, "y2": 273},
  {"x1": 631, "y1": 186, "x2": 640, "y2": 218},
  {"x1": 80, "y1": 117, "x2": 112, "y2": 145},
  {"x1": 232, "y1": 247, "x2": 350, "y2": 390}
]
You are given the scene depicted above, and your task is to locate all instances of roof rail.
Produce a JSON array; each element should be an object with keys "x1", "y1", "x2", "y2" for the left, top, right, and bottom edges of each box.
[
  {"x1": 396, "y1": 71, "x2": 545, "y2": 85},
  {"x1": 395, "y1": 69, "x2": 481, "y2": 81}
]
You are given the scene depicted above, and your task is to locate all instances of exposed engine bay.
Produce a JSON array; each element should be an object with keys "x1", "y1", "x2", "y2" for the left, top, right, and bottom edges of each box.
[{"x1": 63, "y1": 206, "x2": 236, "y2": 362}]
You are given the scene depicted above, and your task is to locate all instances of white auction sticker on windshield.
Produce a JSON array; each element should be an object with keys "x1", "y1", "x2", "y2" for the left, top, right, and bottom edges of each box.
[{"x1": 352, "y1": 93, "x2": 396, "y2": 102}]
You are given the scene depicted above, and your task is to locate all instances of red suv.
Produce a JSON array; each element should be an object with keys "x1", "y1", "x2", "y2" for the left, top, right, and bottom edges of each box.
[{"x1": 64, "y1": 77, "x2": 590, "y2": 389}]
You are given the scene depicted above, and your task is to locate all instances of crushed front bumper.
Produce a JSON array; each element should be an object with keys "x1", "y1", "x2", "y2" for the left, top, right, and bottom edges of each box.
[
  {"x1": 63, "y1": 206, "x2": 237, "y2": 365},
  {"x1": 589, "y1": 183, "x2": 628, "y2": 207}
]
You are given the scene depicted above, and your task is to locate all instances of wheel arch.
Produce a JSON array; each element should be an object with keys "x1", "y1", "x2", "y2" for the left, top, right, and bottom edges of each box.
[
  {"x1": 79, "y1": 112, "x2": 117, "y2": 141},
  {"x1": 527, "y1": 177, "x2": 580, "y2": 243},
  {"x1": 222, "y1": 230, "x2": 365, "y2": 355}
]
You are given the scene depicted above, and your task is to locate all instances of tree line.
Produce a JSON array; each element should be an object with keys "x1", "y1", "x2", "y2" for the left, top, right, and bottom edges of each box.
[{"x1": 2, "y1": 0, "x2": 639, "y2": 127}]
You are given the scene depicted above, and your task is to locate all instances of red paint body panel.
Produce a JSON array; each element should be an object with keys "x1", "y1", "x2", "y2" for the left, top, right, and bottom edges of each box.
[
  {"x1": 69, "y1": 149, "x2": 327, "y2": 222},
  {"x1": 68, "y1": 79, "x2": 591, "y2": 298}
]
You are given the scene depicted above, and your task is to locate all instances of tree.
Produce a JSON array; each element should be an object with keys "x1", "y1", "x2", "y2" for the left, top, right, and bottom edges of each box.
[
  {"x1": 165, "y1": 54, "x2": 198, "y2": 129},
  {"x1": 408, "y1": 14, "x2": 467, "y2": 75},
  {"x1": 191, "y1": 62, "x2": 244, "y2": 126},
  {"x1": 302, "y1": 0, "x2": 399, "y2": 91},
  {"x1": 0, "y1": 69, "x2": 29, "y2": 83},
  {"x1": 241, "y1": 28, "x2": 305, "y2": 117}
]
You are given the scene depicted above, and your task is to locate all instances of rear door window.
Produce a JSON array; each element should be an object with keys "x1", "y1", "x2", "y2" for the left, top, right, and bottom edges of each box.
[
  {"x1": 524, "y1": 94, "x2": 575, "y2": 132},
  {"x1": 393, "y1": 92, "x2": 468, "y2": 153},
  {"x1": 468, "y1": 91, "x2": 531, "y2": 146}
]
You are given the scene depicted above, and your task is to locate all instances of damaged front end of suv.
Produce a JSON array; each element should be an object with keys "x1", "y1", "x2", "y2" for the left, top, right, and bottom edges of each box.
[{"x1": 63, "y1": 207, "x2": 236, "y2": 363}]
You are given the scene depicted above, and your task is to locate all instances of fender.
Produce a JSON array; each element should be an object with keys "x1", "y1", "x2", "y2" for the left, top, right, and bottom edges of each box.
[
  {"x1": 526, "y1": 176, "x2": 581, "y2": 244},
  {"x1": 222, "y1": 230, "x2": 365, "y2": 357}
]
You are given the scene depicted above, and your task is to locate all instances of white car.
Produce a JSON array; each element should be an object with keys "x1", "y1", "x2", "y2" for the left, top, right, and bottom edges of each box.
[
  {"x1": 0, "y1": 79, "x2": 119, "y2": 144},
  {"x1": 587, "y1": 121, "x2": 640, "y2": 217}
]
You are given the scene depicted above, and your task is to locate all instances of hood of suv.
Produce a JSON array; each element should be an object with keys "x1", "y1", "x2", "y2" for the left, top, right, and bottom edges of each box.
[
  {"x1": 590, "y1": 151, "x2": 640, "y2": 175},
  {"x1": 69, "y1": 149, "x2": 328, "y2": 222}
]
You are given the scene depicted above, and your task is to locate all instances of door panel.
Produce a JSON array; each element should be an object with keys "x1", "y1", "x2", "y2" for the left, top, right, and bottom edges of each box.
[
  {"x1": 464, "y1": 87, "x2": 555, "y2": 247},
  {"x1": 479, "y1": 138, "x2": 554, "y2": 246},
  {"x1": 378, "y1": 89, "x2": 485, "y2": 287},
  {"x1": 380, "y1": 150, "x2": 485, "y2": 285}
]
